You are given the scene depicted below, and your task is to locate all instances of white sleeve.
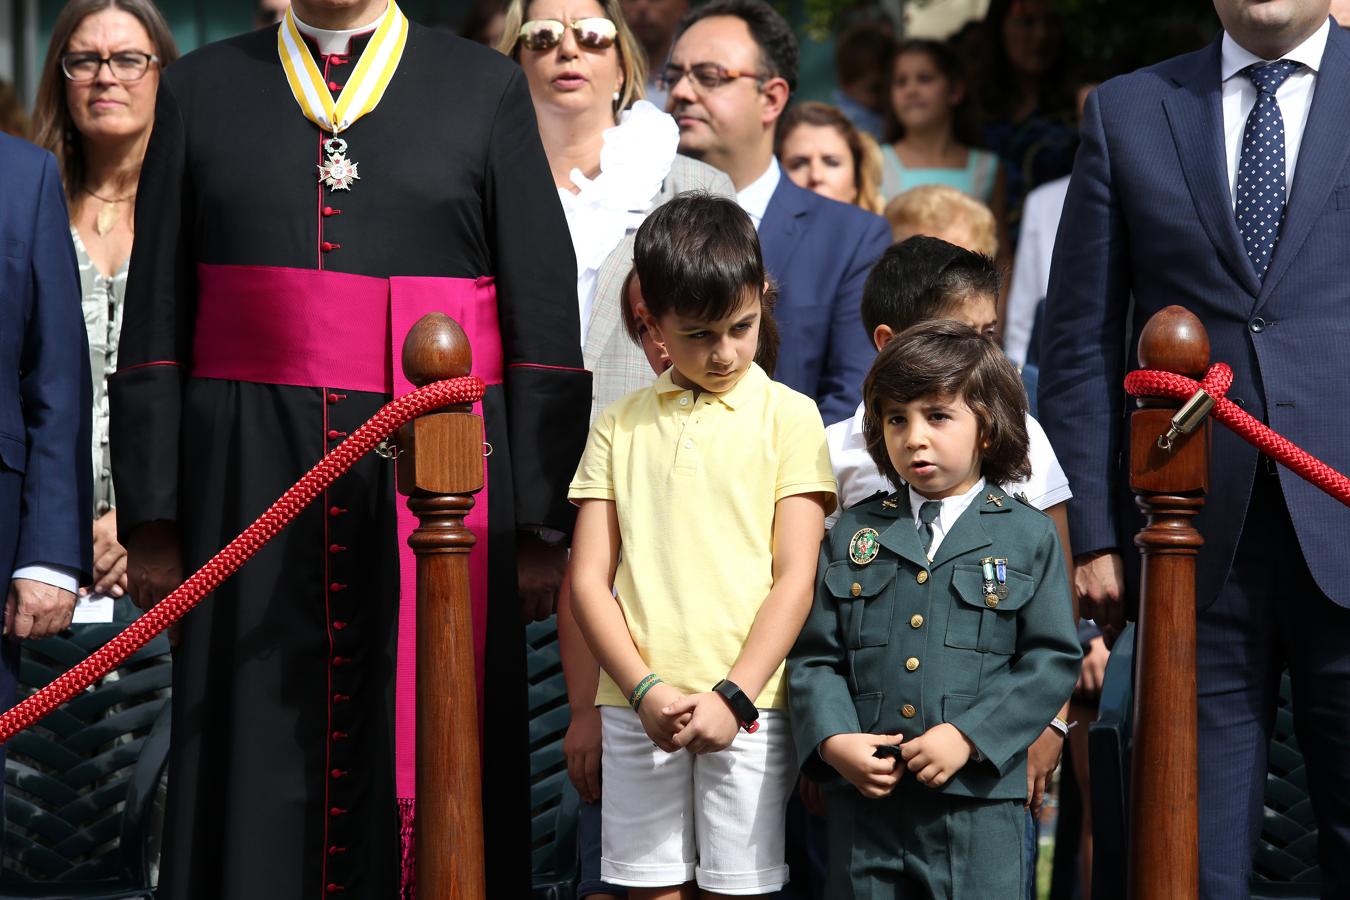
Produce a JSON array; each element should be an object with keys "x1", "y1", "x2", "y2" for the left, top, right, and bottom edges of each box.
[
  {"x1": 12, "y1": 564, "x2": 80, "y2": 594},
  {"x1": 1004, "y1": 215, "x2": 1043, "y2": 367},
  {"x1": 1006, "y1": 414, "x2": 1072, "y2": 510}
]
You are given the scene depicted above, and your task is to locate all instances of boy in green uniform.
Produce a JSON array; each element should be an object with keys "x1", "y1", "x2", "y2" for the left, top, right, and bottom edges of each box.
[{"x1": 788, "y1": 320, "x2": 1080, "y2": 898}]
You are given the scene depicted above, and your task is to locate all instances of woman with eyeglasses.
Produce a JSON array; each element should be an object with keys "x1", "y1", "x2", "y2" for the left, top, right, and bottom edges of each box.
[
  {"x1": 499, "y1": 3, "x2": 730, "y2": 898},
  {"x1": 30, "y1": 0, "x2": 178, "y2": 608}
]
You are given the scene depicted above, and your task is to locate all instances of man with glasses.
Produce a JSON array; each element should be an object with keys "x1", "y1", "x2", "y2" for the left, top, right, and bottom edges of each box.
[
  {"x1": 663, "y1": 0, "x2": 890, "y2": 427},
  {"x1": 111, "y1": 1, "x2": 588, "y2": 897}
]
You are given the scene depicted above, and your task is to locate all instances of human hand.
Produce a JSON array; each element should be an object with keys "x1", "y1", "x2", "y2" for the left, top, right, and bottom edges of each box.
[
  {"x1": 1073, "y1": 551, "x2": 1125, "y2": 632},
  {"x1": 125, "y1": 521, "x2": 183, "y2": 612},
  {"x1": 664, "y1": 691, "x2": 741, "y2": 754},
  {"x1": 564, "y1": 704, "x2": 604, "y2": 803},
  {"x1": 90, "y1": 509, "x2": 128, "y2": 597},
  {"x1": 901, "y1": 723, "x2": 974, "y2": 788},
  {"x1": 1026, "y1": 726, "x2": 1064, "y2": 816},
  {"x1": 637, "y1": 682, "x2": 689, "y2": 752},
  {"x1": 517, "y1": 533, "x2": 566, "y2": 622},
  {"x1": 798, "y1": 775, "x2": 827, "y2": 817},
  {"x1": 4, "y1": 579, "x2": 76, "y2": 638},
  {"x1": 820, "y1": 732, "x2": 907, "y2": 798},
  {"x1": 1075, "y1": 635, "x2": 1110, "y2": 698}
]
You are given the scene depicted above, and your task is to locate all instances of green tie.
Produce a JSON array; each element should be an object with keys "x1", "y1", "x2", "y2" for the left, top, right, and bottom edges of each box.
[{"x1": 918, "y1": 500, "x2": 942, "y2": 556}]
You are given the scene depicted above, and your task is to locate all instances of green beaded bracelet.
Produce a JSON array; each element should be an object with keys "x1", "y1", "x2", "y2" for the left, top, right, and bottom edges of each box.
[{"x1": 629, "y1": 673, "x2": 662, "y2": 710}]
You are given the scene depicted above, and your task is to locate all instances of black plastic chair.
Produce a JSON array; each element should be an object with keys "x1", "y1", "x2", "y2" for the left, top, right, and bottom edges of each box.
[
  {"x1": 528, "y1": 617, "x2": 580, "y2": 900},
  {"x1": 1089, "y1": 625, "x2": 1320, "y2": 899},
  {"x1": 1, "y1": 598, "x2": 171, "y2": 899}
]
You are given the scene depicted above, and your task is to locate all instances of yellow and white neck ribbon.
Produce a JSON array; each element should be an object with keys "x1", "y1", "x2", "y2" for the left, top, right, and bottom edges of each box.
[{"x1": 277, "y1": 2, "x2": 409, "y2": 135}]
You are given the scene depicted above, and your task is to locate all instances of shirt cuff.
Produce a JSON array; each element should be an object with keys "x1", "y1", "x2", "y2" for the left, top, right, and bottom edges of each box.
[{"x1": 12, "y1": 564, "x2": 80, "y2": 595}]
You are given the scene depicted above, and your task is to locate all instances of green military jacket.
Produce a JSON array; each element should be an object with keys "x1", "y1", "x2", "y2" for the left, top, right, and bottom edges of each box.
[{"x1": 787, "y1": 487, "x2": 1081, "y2": 801}]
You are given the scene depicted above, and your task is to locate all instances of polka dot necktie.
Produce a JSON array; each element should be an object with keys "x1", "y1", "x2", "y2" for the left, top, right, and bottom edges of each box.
[
  {"x1": 918, "y1": 500, "x2": 941, "y2": 556},
  {"x1": 1236, "y1": 60, "x2": 1300, "y2": 279}
]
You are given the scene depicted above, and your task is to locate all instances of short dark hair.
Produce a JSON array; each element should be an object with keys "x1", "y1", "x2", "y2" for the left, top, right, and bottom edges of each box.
[
  {"x1": 620, "y1": 264, "x2": 781, "y2": 376},
  {"x1": 674, "y1": 0, "x2": 798, "y2": 93},
  {"x1": 834, "y1": 22, "x2": 895, "y2": 90},
  {"x1": 861, "y1": 236, "x2": 999, "y2": 339},
  {"x1": 862, "y1": 320, "x2": 1030, "y2": 490},
  {"x1": 634, "y1": 192, "x2": 765, "y2": 321}
]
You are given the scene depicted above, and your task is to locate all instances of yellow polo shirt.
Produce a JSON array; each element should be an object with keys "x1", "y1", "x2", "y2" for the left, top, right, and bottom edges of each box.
[{"x1": 569, "y1": 364, "x2": 837, "y2": 710}]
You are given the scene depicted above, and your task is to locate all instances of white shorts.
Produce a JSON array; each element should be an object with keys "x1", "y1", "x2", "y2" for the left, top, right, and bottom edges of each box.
[{"x1": 599, "y1": 705, "x2": 796, "y2": 895}]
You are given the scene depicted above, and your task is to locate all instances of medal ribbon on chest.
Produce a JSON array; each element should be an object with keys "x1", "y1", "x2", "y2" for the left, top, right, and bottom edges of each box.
[{"x1": 277, "y1": 2, "x2": 409, "y2": 191}]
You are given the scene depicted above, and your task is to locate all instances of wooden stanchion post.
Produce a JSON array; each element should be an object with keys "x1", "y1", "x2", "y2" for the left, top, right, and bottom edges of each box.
[
  {"x1": 398, "y1": 312, "x2": 487, "y2": 900},
  {"x1": 1127, "y1": 305, "x2": 1208, "y2": 899}
]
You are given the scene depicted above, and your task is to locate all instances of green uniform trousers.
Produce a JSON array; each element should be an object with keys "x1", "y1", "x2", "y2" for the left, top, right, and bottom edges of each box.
[{"x1": 825, "y1": 779, "x2": 1025, "y2": 899}]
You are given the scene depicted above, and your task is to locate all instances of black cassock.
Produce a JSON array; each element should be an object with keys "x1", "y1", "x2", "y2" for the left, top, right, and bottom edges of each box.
[{"x1": 111, "y1": 23, "x2": 588, "y2": 900}]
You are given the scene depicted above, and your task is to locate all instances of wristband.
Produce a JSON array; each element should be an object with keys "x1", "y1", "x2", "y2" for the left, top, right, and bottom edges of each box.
[
  {"x1": 1048, "y1": 716, "x2": 1072, "y2": 738},
  {"x1": 712, "y1": 679, "x2": 760, "y2": 733},
  {"x1": 629, "y1": 674, "x2": 662, "y2": 710}
]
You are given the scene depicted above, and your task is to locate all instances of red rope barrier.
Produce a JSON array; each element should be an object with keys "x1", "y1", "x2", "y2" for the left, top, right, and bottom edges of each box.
[
  {"x1": 0, "y1": 376, "x2": 485, "y2": 744},
  {"x1": 1125, "y1": 363, "x2": 1350, "y2": 507}
]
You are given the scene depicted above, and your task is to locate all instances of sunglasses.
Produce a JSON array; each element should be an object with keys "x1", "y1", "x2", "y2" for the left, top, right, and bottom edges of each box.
[{"x1": 518, "y1": 18, "x2": 618, "y2": 52}]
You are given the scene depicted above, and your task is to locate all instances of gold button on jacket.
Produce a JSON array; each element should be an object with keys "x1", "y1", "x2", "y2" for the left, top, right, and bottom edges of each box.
[
  {"x1": 916, "y1": 570, "x2": 929, "y2": 584},
  {"x1": 910, "y1": 614, "x2": 924, "y2": 628},
  {"x1": 905, "y1": 657, "x2": 920, "y2": 671},
  {"x1": 901, "y1": 704, "x2": 917, "y2": 718}
]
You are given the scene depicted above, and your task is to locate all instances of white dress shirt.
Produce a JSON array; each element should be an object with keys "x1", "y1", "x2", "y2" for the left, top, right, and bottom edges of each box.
[
  {"x1": 908, "y1": 478, "x2": 985, "y2": 560},
  {"x1": 1221, "y1": 18, "x2": 1330, "y2": 206},
  {"x1": 736, "y1": 158, "x2": 782, "y2": 229},
  {"x1": 1004, "y1": 176, "x2": 1070, "y2": 366},
  {"x1": 824, "y1": 403, "x2": 1072, "y2": 529}
]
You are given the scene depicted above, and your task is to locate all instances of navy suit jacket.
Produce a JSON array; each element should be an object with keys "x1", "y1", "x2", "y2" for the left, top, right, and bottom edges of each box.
[
  {"x1": 1039, "y1": 22, "x2": 1350, "y2": 610},
  {"x1": 759, "y1": 175, "x2": 892, "y2": 426},
  {"x1": 0, "y1": 134, "x2": 93, "y2": 591}
]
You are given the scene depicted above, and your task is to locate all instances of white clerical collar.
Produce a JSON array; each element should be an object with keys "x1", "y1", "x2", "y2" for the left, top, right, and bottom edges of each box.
[
  {"x1": 1221, "y1": 16, "x2": 1329, "y2": 81},
  {"x1": 736, "y1": 157, "x2": 781, "y2": 229},
  {"x1": 292, "y1": 2, "x2": 390, "y2": 56}
]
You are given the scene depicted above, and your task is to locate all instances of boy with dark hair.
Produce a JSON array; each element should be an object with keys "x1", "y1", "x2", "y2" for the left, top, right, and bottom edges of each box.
[
  {"x1": 789, "y1": 321, "x2": 1081, "y2": 898},
  {"x1": 569, "y1": 193, "x2": 836, "y2": 897}
]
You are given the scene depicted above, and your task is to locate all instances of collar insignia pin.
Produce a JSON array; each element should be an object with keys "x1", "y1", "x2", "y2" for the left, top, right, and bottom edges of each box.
[
  {"x1": 849, "y1": 527, "x2": 881, "y2": 566},
  {"x1": 318, "y1": 137, "x2": 360, "y2": 191},
  {"x1": 986, "y1": 492, "x2": 1004, "y2": 508}
]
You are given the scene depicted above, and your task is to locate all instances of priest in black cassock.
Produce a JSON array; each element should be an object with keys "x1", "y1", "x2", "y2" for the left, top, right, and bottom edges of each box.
[{"x1": 110, "y1": 1, "x2": 589, "y2": 897}]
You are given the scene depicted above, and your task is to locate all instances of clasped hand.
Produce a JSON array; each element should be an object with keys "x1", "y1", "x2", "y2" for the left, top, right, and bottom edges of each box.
[
  {"x1": 823, "y1": 723, "x2": 976, "y2": 798},
  {"x1": 636, "y1": 684, "x2": 739, "y2": 754}
]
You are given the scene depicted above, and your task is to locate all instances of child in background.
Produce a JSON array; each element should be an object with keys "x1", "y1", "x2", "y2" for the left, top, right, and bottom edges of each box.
[
  {"x1": 568, "y1": 194, "x2": 836, "y2": 898},
  {"x1": 883, "y1": 184, "x2": 998, "y2": 256},
  {"x1": 789, "y1": 320, "x2": 1080, "y2": 898}
]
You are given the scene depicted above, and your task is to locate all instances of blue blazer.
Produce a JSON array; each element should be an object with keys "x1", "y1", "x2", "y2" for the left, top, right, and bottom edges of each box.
[
  {"x1": 1039, "y1": 22, "x2": 1350, "y2": 609},
  {"x1": 0, "y1": 134, "x2": 92, "y2": 589},
  {"x1": 760, "y1": 175, "x2": 892, "y2": 426}
]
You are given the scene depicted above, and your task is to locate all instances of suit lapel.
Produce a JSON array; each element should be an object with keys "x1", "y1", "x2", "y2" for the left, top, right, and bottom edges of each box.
[
  {"x1": 1161, "y1": 38, "x2": 1263, "y2": 299},
  {"x1": 758, "y1": 176, "x2": 810, "y2": 278},
  {"x1": 1257, "y1": 24, "x2": 1350, "y2": 308},
  {"x1": 875, "y1": 493, "x2": 931, "y2": 571},
  {"x1": 929, "y1": 502, "x2": 993, "y2": 570}
]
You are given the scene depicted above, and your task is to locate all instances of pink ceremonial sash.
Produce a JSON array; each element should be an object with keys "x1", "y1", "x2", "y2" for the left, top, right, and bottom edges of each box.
[{"x1": 191, "y1": 263, "x2": 501, "y2": 807}]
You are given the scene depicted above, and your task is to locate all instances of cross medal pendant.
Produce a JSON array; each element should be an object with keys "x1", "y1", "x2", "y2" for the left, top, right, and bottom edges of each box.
[{"x1": 318, "y1": 136, "x2": 360, "y2": 191}]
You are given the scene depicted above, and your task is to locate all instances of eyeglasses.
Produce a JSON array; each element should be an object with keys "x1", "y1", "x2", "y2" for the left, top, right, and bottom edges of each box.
[
  {"x1": 656, "y1": 63, "x2": 766, "y2": 93},
  {"x1": 61, "y1": 51, "x2": 158, "y2": 83},
  {"x1": 517, "y1": 18, "x2": 618, "y2": 52}
]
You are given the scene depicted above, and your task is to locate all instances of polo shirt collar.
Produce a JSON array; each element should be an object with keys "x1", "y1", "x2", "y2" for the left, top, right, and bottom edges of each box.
[{"x1": 653, "y1": 362, "x2": 768, "y2": 410}]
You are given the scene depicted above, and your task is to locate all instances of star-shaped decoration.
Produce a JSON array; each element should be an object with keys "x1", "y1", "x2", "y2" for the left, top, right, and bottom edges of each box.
[{"x1": 318, "y1": 151, "x2": 360, "y2": 191}]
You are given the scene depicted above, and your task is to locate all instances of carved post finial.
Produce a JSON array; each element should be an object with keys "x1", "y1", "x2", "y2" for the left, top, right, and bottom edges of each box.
[
  {"x1": 403, "y1": 311, "x2": 473, "y2": 388},
  {"x1": 1137, "y1": 305, "x2": 1209, "y2": 379}
]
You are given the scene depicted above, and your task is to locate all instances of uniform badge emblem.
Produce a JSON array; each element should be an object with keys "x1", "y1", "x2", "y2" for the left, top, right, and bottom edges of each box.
[
  {"x1": 317, "y1": 137, "x2": 361, "y2": 191},
  {"x1": 849, "y1": 527, "x2": 881, "y2": 566}
]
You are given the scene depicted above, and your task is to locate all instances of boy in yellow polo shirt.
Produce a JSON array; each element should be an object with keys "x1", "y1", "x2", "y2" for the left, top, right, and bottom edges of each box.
[{"x1": 569, "y1": 194, "x2": 837, "y2": 897}]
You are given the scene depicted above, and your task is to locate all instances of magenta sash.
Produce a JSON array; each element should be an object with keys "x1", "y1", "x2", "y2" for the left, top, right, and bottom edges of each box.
[{"x1": 191, "y1": 263, "x2": 501, "y2": 806}]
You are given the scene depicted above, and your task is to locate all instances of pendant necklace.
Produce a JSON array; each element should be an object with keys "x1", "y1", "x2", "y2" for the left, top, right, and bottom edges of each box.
[
  {"x1": 84, "y1": 187, "x2": 135, "y2": 237},
  {"x1": 318, "y1": 136, "x2": 360, "y2": 191}
]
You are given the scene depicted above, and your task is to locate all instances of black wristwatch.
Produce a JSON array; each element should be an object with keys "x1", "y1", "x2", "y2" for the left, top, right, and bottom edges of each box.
[{"x1": 712, "y1": 679, "x2": 760, "y2": 733}]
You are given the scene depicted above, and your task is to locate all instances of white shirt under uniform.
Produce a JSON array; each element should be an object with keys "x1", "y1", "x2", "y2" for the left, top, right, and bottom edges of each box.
[{"x1": 825, "y1": 402, "x2": 1072, "y2": 529}]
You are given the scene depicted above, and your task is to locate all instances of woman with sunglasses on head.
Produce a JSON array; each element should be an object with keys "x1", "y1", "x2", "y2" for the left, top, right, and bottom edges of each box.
[
  {"x1": 500, "y1": 5, "x2": 730, "y2": 898},
  {"x1": 31, "y1": 0, "x2": 178, "y2": 613}
]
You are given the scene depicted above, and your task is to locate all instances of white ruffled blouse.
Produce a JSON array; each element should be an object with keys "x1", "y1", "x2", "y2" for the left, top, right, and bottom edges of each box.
[{"x1": 557, "y1": 100, "x2": 679, "y2": 347}]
